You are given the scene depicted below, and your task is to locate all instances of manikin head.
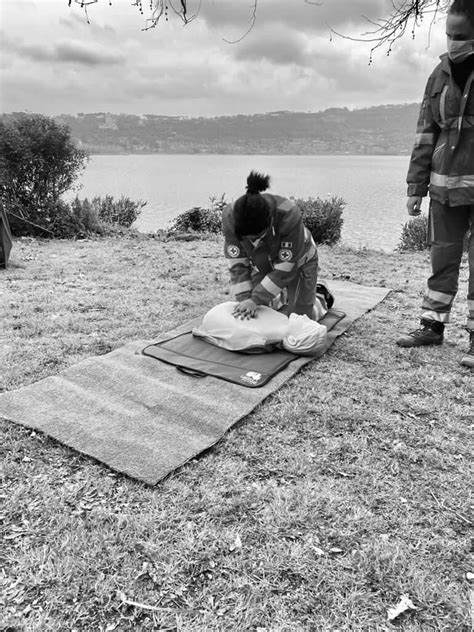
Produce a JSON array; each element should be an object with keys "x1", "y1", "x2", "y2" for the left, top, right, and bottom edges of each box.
[{"x1": 446, "y1": 0, "x2": 474, "y2": 63}]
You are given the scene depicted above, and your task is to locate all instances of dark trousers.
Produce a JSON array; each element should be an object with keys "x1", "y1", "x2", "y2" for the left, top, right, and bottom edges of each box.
[
  {"x1": 421, "y1": 199, "x2": 474, "y2": 330},
  {"x1": 287, "y1": 255, "x2": 319, "y2": 319},
  {"x1": 252, "y1": 254, "x2": 319, "y2": 320}
]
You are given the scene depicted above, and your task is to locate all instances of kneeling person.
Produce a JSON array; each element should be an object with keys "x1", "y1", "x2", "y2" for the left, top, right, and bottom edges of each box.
[{"x1": 223, "y1": 171, "x2": 318, "y2": 320}]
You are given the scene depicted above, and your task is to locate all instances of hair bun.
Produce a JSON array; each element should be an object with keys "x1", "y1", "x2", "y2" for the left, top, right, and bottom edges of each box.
[{"x1": 246, "y1": 170, "x2": 271, "y2": 194}]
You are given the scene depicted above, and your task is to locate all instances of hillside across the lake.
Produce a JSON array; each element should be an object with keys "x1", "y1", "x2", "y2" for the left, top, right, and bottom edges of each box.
[{"x1": 48, "y1": 104, "x2": 420, "y2": 155}]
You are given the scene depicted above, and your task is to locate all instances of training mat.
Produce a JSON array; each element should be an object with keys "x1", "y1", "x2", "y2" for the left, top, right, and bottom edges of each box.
[
  {"x1": 0, "y1": 281, "x2": 390, "y2": 485},
  {"x1": 142, "y1": 309, "x2": 345, "y2": 388}
]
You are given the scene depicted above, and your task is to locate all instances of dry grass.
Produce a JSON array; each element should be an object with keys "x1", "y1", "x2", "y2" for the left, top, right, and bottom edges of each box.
[{"x1": 1, "y1": 235, "x2": 473, "y2": 631}]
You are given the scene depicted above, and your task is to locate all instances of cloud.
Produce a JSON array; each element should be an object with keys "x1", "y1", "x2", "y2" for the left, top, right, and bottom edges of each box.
[
  {"x1": 4, "y1": 38, "x2": 124, "y2": 66},
  {"x1": 0, "y1": 0, "x2": 448, "y2": 117},
  {"x1": 55, "y1": 41, "x2": 124, "y2": 66},
  {"x1": 233, "y1": 27, "x2": 310, "y2": 66},
  {"x1": 196, "y1": 0, "x2": 392, "y2": 35},
  {"x1": 127, "y1": 65, "x2": 222, "y2": 100}
]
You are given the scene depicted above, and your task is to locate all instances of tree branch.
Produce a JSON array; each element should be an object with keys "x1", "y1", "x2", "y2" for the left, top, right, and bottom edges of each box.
[
  {"x1": 222, "y1": 0, "x2": 258, "y2": 44},
  {"x1": 67, "y1": 0, "x2": 451, "y2": 51},
  {"x1": 329, "y1": 0, "x2": 450, "y2": 63}
]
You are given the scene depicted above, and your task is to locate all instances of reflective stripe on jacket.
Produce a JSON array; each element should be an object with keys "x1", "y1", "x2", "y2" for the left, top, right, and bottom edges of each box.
[
  {"x1": 222, "y1": 194, "x2": 317, "y2": 305},
  {"x1": 407, "y1": 54, "x2": 474, "y2": 206}
]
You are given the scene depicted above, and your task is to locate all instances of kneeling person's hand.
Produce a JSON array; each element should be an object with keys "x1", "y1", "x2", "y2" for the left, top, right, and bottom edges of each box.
[{"x1": 233, "y1": 298, "x2": 257, "y2": 320}]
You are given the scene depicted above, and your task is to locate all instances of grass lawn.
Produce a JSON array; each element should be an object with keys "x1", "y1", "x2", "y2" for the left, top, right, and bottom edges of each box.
[{"x1": 1, "y1": 234, "x2": 473, "y2": 631}]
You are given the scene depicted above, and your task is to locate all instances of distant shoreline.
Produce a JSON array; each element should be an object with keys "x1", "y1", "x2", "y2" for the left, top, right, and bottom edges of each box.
[{"x1": 84, "y1": 152, "x2": 412, "y2": 157}]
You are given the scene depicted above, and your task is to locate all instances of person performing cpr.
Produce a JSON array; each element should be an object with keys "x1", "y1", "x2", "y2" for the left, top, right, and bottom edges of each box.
[{"x1": 222, "y1": 171, "x2": 320, "y2": 321}]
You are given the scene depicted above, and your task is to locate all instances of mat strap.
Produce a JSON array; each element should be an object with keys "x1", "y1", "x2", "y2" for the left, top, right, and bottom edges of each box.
[{"x1": 176, "y1": 366, "x2": 207, "y2": 378}]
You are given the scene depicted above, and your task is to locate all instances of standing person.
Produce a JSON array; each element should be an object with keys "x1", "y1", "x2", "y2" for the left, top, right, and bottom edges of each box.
[
  {"x1": 222, "y1": 171, "x2": 321, "y2": 321},
  {"x1": 397, "y1": 0, "x2": 474, "y2": 368}
]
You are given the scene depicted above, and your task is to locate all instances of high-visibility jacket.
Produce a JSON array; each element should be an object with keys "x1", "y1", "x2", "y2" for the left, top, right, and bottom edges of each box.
[
  {"x1": 407, "y1": 54, "x2": 474, "y2": 206},
  {"x1": 222, "y1": 194, "x2": 317, "y2": 306}
]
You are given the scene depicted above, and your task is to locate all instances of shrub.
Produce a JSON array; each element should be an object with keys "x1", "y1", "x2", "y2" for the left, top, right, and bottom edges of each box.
[
  {"x1": 293, "y1": 196, "x2": 345, "y2": 246},
  {"x1": 91, "y1": 195, "x2": 146, "y2": 228},
  {"x1": 7, "y1": 194, "x2": 146, "y2": 239},
  {"x1": 397, "y1": 214, "x2": 429, "y2": 251},
  {"x1": 169, "y1": 195, "x2": 226, "y2": 234},
  {"x1": 7, "y1": 199, "x2": 85, "y2": 239},
  {"x1": 398, "y1": 213, "x2": 470, "y2": 252},
  {"x1": 48, "y1": 200, "x2": 89, "y2": 239},
  {"x1": 0, "y1": 113, "x2": 88, "y2": 237},
  {"x1": 71, "y1": 196, "x2": 103, "y2": 234}
]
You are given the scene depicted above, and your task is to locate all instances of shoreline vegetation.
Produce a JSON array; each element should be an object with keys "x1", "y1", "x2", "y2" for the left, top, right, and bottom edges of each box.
[
  {"x1": 2, "y1": 104, "x2": 420, "y2": 155},
  {"x1": 2, "y1": 233, "x2": 472, "y2": 630}
]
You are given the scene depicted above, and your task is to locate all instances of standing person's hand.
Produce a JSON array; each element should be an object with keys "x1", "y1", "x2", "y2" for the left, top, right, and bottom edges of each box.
[
  {"x1": 407, "y1": 196, "x2": 423, "y2": 216},
  {"x1": 233, "y1": 299, "x2": 257, "y2": 320}
]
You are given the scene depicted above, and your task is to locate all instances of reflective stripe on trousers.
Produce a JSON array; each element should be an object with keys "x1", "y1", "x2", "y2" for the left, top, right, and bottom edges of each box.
[{"x1": 421, "y1": 200, "x2": 474, "y2": 329}]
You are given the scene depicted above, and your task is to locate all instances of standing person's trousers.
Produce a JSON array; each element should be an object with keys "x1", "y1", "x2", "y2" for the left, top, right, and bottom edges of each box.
[{"x1": 421, "y1": 200, "x2": 474, "y2": 330}]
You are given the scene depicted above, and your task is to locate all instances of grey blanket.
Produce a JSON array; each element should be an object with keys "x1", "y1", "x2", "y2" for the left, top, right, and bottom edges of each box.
[{"x1": 0, "y1": 281, "x2": 390, "y2": 484}]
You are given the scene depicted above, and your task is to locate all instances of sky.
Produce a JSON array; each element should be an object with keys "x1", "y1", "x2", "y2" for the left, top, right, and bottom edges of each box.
[{"x1": 0, "y1": 0, "x2": 449, "y2": 117}]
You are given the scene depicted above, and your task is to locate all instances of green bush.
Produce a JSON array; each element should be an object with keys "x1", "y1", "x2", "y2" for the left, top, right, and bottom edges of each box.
[
  {"x1": 1, "y1": 113, "x2": 88, "y2": 237},
  {"x1": 169, "y1": 194, "x2": 345, "y2": 244},
  {"x1": 48, "y1": 200, "x2": 89, "y2": 239},
  {"x1": 8, "y1": 195, "x2": 146, "y2": 239},
  {"x1": 397, "y1": 214, "x2": 429, "y2": 251},
  {"x1": 71, "y1": 196, "x2": 103, "y2": 234},
  {"x1": 169, "y1": 195, "x2": 226, "y2": 234},
  {"x1": 398, "y1": 213, "x2": 470, "y2": 252},
  {"x1": 293, "y1": 196, "x2": 345, "y2": 246},
  {"x1": 7, "y1": 199, "x2": 85, "y2": 239},
  {"x1": 91, "y1": 195, "x2": 146, "y2": 228}
]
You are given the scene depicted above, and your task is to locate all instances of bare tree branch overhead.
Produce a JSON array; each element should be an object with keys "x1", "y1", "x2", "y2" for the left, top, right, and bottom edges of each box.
[
  {"x1": 328, "y1": 0, "x2": 451, "y2": 62},
  {"x1": 68, "y1": 0, "x2": 199, "y2": 29},
  {"x1": 68, "y1": 0, "x2": 451, "y2": 47}
]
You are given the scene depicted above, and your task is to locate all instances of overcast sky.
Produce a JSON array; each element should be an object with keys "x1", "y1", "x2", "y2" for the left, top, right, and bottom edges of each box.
[{"x1": 1, "y1": 0, "x2": 448, "y2": 117}]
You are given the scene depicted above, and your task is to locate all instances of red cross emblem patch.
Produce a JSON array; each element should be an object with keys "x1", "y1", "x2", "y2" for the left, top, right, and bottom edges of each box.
[{"x1": 278, "y1": 249, "x2": 292, "y2": 261}]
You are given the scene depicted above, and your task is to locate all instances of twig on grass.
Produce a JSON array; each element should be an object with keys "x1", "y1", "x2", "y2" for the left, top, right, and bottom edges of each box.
[
  {"x1": 428, "y1": 489, "x2": 473, "y2": 526},
  {"x1": 116, "y1": 590, "x2": 196, "y2": 613}
]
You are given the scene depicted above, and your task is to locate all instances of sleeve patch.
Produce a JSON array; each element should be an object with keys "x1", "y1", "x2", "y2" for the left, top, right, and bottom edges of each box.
[
  {"x1": 227, "y1": 244, "x2": 241, "y2": 258},
  {"x1": 278, "y1": 248, "x2": 292, "y2": 261}
]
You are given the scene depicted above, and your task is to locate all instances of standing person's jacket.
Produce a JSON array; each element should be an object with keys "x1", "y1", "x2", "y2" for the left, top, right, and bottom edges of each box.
[
  {"x1": 407, "y1": 53, "x2": 474, "y2": 206},
  {"x1": 222, "y1": 194, "x2": 317, "y2": 306}
]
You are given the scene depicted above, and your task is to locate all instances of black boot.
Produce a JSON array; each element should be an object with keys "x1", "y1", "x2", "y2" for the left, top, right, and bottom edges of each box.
[{"x1": 397, "y1": 318, "x2": 445, "y2": 348}]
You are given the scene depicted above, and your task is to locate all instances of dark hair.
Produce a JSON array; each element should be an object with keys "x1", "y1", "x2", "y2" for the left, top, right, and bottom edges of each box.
[
  {"x1": 449, "y1": 0, "x2": 474, "y2": 27},
  {"x1": 233, "y1": 171, "x2": 271, "y2": 238}
]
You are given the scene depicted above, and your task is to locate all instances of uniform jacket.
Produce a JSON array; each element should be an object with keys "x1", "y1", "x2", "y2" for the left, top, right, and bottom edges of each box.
[
  {"x1": 407, "y1": 53, "x2": 474, "y2": 206},
  {"x1": 222, "y1": 194, "x2": 317, "y2": 306}
]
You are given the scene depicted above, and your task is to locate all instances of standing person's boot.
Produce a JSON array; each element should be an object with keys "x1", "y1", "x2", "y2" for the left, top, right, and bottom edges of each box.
[
  {"x1": 460, "y1": 330, "x2": 474, "y2": 368},
  {"x1": 397, "y1": 318, "x2": 445, "y2": 347}
]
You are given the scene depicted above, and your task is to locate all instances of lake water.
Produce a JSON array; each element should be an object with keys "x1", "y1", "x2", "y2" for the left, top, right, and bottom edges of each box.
[{"x1": 73, "y1": 154, "x2": 415, "y2": 251}]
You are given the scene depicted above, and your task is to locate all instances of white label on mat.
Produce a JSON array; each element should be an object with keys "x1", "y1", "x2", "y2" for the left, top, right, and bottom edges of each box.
[{"x1": 240, "y1": 371, "x2": 262, "y2": 385}]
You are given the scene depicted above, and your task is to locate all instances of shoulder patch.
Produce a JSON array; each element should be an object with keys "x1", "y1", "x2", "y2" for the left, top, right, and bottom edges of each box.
[
  {"x1": 227, "y1": 244, "x2": 241, "y2": 258},
  {"x1": 278, "y1": 248, "x2": 292, "y2": 261}
]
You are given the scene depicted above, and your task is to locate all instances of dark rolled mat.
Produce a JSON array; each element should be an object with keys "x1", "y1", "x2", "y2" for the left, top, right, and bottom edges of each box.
[{"x1": 142, "y1": 309, "x2": 345, "y2": 388}]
